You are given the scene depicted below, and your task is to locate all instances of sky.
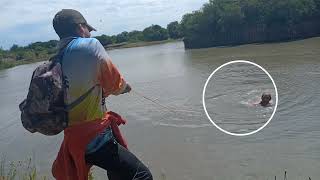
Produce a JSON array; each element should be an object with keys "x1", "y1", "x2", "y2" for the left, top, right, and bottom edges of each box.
[{"x1": 0, "y1": 0, "x2": 208, "y2": 49}]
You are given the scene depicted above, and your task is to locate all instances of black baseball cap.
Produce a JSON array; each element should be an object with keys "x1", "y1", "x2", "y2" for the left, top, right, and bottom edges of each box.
[{"x1": 53, "y1": 9, "x2": 96, "y2": 37}]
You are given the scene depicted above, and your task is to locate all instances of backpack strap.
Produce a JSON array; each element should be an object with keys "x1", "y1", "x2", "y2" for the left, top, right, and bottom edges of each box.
[
  {"x1": 65, "y1": 85, "x2": 98, "y2": 111},
  {"x1": 50, "y1": 37, "x2": 77, "y2": 64},
  {"x1": 52, "y1": 37, "x2": 100, "y2": 111}
]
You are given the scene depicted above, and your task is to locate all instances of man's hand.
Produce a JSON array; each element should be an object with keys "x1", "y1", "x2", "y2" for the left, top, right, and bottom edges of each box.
[{"x1": 121, "y1": 84, "x2": 132, "y2": 94}]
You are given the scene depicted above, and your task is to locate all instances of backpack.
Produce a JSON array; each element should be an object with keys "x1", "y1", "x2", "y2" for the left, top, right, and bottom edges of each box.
[{"x1": 19, "y1": 39, "x2": 97, "y2": 136}]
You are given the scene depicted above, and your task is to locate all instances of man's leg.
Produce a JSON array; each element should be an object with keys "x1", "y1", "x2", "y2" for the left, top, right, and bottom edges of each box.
[{"x1": 85, "y1": 138, "x2": 153, "y2": 180}]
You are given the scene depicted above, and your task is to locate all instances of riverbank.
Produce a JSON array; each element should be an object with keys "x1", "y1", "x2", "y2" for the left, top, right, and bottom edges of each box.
[
  {"x1": 105, "y1": 39, "x2": 182, "y2": 50},
  {"x1": 0, "y1": 36, "x2": 318, "y2": 71},
  {"x1": 0, "y1": 156, "x2": 94, "y2": 180},
  {"x1": 0, "y1": 156, "x2": 314, "y2": 180},
  {"x1": 0, "y1": 59, "x2": 41, "y2": 71}
]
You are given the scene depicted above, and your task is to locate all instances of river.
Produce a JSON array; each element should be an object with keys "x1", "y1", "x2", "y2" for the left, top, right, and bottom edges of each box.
[{"x1": 0, "y1": 37, "x2": 319, "y2": 179}]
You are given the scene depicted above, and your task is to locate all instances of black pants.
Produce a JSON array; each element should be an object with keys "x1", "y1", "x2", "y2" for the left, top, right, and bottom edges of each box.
[{"x1": 85, "y1": 138, "x2": 153, "y2": 180}]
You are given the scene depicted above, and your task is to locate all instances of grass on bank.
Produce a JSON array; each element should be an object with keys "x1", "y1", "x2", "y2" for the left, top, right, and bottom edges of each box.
[
  {"x1": 0, "y1": 156, "x2": 315, "y2": 180},
  {"x1": 0, "y1": 59, "x2": 43, "y2": 71},
  {"x1": 0, "y1": 157, "x2": 96, "y2": 180},
  {"x1": 0, "y1": 156, "x2": 42, "y2": 180}
]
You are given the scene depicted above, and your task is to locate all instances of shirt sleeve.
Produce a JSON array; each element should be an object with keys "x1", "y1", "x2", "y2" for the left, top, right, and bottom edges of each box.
[{"x1": 92, "y1": 38, "x2": 127, "y2": 97}]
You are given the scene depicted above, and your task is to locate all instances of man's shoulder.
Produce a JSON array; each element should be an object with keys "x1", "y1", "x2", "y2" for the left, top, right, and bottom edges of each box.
[
  {"x1": 72, "y1": 37, "x2": 99, "y2": 48},
  {"x1": 67, "y1": 37, "x2": 104, "y2": 54}
]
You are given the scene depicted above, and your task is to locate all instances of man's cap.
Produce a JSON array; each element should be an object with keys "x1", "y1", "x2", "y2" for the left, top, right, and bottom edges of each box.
[{"x1": 53, "y1": 9, "x2": 96, "y2": 34}]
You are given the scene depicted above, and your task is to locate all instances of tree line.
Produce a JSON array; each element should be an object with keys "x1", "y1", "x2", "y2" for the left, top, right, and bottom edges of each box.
[
  {"x1": 181, "y1": 0, "x2": 320, "y2": 48},
  {"x1": 0, "y1": 40, "x2": 58, "y2": 63},
  {"x1": 1, "y1": 0, "x2": 320, "y2": 63},
  {"x1": 0, "y1": 23, "x2": 183, "y2": 62},
  {"x1": 93, "y1": 23, "x2": 183, "y2": 46}
]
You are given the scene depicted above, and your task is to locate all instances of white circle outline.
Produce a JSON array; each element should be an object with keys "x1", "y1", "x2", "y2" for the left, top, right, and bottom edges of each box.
[{"x1": 202, "y1": 60, "x2": 278, "y2": 136}]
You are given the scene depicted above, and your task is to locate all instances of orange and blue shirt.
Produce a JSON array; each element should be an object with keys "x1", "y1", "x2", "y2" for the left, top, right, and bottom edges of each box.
[{"x1": 60, "y1": 37, "x2": 127, "y2": 126}]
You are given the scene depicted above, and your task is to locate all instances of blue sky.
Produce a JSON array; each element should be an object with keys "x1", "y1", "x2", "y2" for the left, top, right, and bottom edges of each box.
[{"x1": 0, "y1": 0, "x2": 208, "y2": 49}]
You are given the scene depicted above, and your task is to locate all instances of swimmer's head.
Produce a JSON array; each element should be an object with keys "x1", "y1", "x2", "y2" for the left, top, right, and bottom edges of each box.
[{"x1": 260, "y1": 93, "x2": 271, "y2": 106}]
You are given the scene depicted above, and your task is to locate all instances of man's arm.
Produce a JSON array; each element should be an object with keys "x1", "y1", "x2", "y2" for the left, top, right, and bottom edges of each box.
[
  {"x1": 98, "y1": 58, "x2": 131, "y2": 97},
  {"x1": 93, "y1": 38, "x2": 131, "y2": 97}
]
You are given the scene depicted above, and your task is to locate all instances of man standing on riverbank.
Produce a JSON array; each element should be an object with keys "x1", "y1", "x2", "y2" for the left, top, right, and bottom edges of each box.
[{"x1": 51, "y1": 9, "x2": 152, "y2": 180}]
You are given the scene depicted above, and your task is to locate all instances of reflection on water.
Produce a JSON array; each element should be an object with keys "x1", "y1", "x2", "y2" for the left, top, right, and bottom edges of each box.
[{"x1": 0, "y1": 38, "x2": 320, "y2": 179}]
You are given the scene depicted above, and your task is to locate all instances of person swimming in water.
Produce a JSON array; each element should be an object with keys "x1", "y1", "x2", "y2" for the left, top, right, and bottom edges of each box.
[{"x1": 259, "y1": 93, "x2": 272, "y2": 107}]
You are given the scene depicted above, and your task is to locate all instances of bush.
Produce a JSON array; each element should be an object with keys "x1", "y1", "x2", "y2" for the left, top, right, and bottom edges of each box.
[
  {"x1": 143, "y1": 25, "x2": 169, "y2": 41},
  {"x1": 167, "y1": 21, "x2": 183, "y2": 39}
]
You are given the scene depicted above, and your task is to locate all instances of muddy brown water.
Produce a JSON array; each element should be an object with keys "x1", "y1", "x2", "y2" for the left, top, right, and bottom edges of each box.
[{"x1": 0, "y1": 37, "x2": 320, "y2": 179}]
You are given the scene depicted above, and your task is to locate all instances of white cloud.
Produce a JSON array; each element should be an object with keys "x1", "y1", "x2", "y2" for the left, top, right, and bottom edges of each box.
[{"x1": 0, "y1": 0, "x2": 207, "y2": 49}]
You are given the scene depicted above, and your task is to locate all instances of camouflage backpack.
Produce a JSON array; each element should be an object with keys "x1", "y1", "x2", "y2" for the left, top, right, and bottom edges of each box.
[{"x1": 19, "y1": 40, "x2": 96, "y2": 136}]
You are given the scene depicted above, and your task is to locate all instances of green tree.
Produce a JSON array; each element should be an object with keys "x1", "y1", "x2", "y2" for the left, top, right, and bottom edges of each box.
[
  {"x1": 15, "y1": 50, "x2": 36, "y2": 61},
  {"x1": 239, "y1": 0, "x2": 264, "y2": 25},
  {"x1": 116, "y1": 31, "x2": 129, "y2": 43},
  {"x1": 262, "y1": 0, "x2": 316, "y2": 26},
  {"x1": 109, "y1": 35, "x2": 117, "y2": 44},
  {"x1": 143, "y1": 25, "x2": 169, "y2": 41},
  {"x1": 128, "y1": 31, "x2": 144, "y2": 42},
  {"x1": 27, "y1": 41, "x2": 57, "y2": 50},
  {"x1": 215, "y1": 0, "x2": 244, "y2": 31},
  {"x1": 181, "y1": 0, "x2": 320, "y2": 48},
  {"x1": 181, "y1": 10, "x2": 212, "y2": 48},
  {"x1": 0, "y1": 47, "x2": 5, "y2": 60},
  {"x1": 10, "y1": 44, "x2": 20, "y2": 51},
  {"x1": 95, "y1": 34, "x2": 113, "y2": 46},
  {"x1": 167, "y1": 21, "x2": 183, "y2": 39}
]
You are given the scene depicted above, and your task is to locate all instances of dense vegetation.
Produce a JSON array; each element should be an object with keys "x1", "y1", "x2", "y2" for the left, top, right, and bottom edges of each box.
[
  {"x1": 0, "y1": 40, "x2": 59, "y2": 69},
  {"x1": 1, "y1": 0, "x2": 320, "y2": 69},
  {"x1": 92, "y1": 25, "x2": 171, "y2": 46},
  {"x1": 167, "y1": 21, "x2": 184, "y2": 39},
  {"x1": 8, "y1": 40, "x2": 57, "y2": 59},
  {"x1": 181, "y1": 0, "x2": 320, "y2": 48}
]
